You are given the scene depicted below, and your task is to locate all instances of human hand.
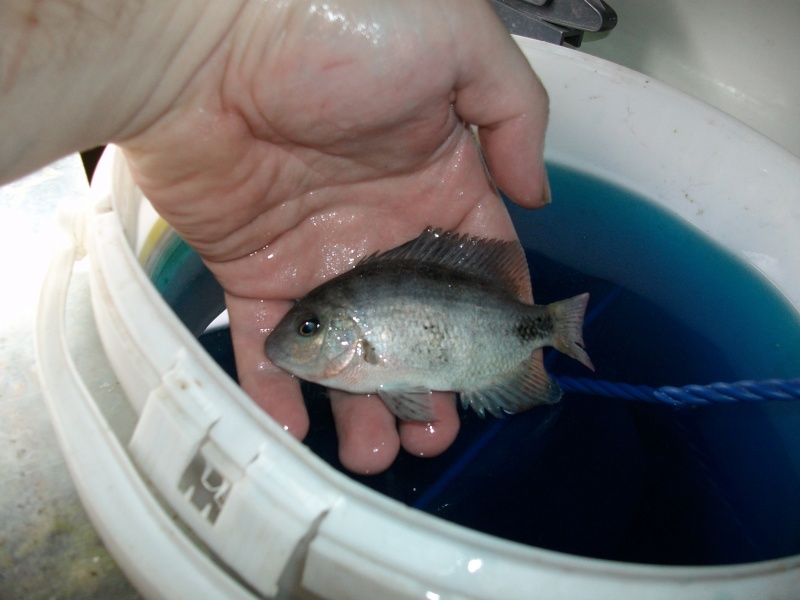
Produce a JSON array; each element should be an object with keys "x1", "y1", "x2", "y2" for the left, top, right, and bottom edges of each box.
[{"x1": 119, "y1": 0, "x2": 550, "y2": 474}]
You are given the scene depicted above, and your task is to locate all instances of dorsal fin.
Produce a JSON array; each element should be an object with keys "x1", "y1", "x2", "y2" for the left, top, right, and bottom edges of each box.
[{"x1": 361, "y1": 227, "x2": 531, "y2": 301}]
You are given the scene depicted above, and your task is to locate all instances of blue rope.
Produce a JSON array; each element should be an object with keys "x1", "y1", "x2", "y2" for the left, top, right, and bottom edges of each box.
[
  {"x1": 556, "y1": 376, "x2": 800, "y2": 406},
  {"x1": 550, "y1": 282, "x2": 800, "y2": 407}
]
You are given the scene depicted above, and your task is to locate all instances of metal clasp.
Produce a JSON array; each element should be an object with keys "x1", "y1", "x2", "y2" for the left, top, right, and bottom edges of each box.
[{"x1": 491, "y1": 0, "x2": 617, "y2": 47}]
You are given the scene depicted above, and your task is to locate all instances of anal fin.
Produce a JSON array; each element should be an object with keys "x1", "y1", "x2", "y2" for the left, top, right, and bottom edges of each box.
[{"x1": 461, "y1": 355, "x2": 562, "y2": 418}]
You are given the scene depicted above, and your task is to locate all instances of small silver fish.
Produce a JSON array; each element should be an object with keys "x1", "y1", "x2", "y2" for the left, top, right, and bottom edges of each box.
[{"x1": 265, "y1": 228, "x2": 594, "y2": 422}]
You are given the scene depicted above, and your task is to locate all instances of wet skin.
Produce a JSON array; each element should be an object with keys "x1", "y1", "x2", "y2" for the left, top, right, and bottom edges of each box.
[{"x1": 117, "y1": 0, "x2": 550, "y2": 474}]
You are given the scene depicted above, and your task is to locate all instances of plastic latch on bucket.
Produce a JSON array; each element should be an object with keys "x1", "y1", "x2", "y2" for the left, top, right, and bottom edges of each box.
[{"x1": 129, "y1": 348, "x2": 338, "y2": 596}]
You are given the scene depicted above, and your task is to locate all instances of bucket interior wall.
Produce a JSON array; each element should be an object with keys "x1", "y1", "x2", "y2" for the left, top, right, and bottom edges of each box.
[{"x1": 149, "y1": 162, "x2": 800, "y2": 567}]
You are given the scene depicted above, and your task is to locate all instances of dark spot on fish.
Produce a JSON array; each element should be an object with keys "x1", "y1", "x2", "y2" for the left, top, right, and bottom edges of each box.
[
  {"x1": 419, "y1": 322, "x2": 450, "y2": 363},
  {"x1": 515, "y1": 314, "x2": 552, "y2": 342},
  {"x1": 360, "y1": 339, "x2": 380, "y2": 365},
  {"x1": 421, "y1": 322, "x2": 443, "y2": 338}
]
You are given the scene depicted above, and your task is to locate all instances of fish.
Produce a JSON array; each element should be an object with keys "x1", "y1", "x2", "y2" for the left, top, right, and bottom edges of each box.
[{"x1": 265, "y1": 227, "x2": 594, "y2": 422}]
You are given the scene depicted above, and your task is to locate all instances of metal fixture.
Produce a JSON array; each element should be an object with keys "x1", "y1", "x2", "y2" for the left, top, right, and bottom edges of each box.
[{"x1": 491, "y1": 0, "x2": 617, "y2": 46}]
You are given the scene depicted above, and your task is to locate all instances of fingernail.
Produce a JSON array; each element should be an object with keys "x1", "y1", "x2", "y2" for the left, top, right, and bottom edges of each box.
[{"x1": 541, "y1": 172, "x2": 552, "y2": 205}]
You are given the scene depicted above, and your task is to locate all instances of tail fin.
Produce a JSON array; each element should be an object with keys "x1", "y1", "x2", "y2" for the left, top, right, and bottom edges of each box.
[{"x1": 547, "y1": 293, "x2": 594, "y2": 371}]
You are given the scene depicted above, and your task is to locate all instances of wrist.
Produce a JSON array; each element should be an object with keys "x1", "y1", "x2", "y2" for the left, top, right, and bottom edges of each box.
[{"x1": 0, "y1": 0, "x2": 246, "y2": 183}]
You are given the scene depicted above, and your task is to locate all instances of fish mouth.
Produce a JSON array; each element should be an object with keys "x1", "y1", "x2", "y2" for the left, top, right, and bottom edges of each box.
[
  {"x1": 263, "y1": 333, "x2": 289, "y2": 367},
  {"x1": 263, "y1": 334, "x2": 277, "y2": 358}
]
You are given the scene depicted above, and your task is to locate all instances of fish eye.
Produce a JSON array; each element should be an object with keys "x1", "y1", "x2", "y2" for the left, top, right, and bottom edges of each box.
[{"x1": 297, "y1": 316, "x2": 321, "y2": 337}]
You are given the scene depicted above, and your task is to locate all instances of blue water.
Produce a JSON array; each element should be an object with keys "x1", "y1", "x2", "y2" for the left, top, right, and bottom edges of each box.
[{"x1": 181, "y1": 163, "x2": 800, "y2": 566}]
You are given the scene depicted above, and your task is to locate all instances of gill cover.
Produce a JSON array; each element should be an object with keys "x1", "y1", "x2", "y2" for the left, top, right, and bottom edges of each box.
[
  {"x1": 265, "y1": 306, "x2": 362, "y2": 381},
  {"x1": 315, "y1": 314, "x2": 364, "y2": 379}
]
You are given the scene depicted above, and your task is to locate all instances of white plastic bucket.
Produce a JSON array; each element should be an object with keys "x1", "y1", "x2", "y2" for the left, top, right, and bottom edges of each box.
[{"x1": 37, "y1": 37, "x2": 800, "y2": 599}]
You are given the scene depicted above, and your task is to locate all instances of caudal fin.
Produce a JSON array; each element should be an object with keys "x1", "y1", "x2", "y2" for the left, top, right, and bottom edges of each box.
[{"x1": 547, "y1": 293, "x2": 594, "y2": 371}]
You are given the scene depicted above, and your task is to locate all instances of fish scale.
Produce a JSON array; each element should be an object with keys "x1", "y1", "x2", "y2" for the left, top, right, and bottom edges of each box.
[
  {"x1": 265, "y1": 228, "x2": 593, "y2": 422},
  {"x1": 346, "y1": 281, "x2": 534, "y2": 392}
]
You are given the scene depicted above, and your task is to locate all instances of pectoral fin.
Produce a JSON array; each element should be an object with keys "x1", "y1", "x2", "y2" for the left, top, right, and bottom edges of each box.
[
  {"x1": 460, "y1": 355, "x2": 562, "y2": 418},
  {"x1": 377, "y1": 386, "x2": 436, "y2": 422}
]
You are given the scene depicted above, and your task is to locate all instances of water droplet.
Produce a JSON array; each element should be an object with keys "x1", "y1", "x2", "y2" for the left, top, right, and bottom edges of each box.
[
  {"x1": 467, "y1": 558, "x2": 483, "y2": 573},
  {"x1": 249, "y1": 244, "x2": 270, "y2": 258}
]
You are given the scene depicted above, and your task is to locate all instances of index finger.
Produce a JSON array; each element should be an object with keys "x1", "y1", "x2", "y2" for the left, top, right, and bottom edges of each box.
[{"x1": 226, "y1": 292, "x2": 311, "y2": 440}]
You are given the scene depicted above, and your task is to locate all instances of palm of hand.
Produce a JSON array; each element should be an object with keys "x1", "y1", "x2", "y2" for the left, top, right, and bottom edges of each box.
[{"x1": 120, "y1": 0, "x2": 548, "y2": 473}]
